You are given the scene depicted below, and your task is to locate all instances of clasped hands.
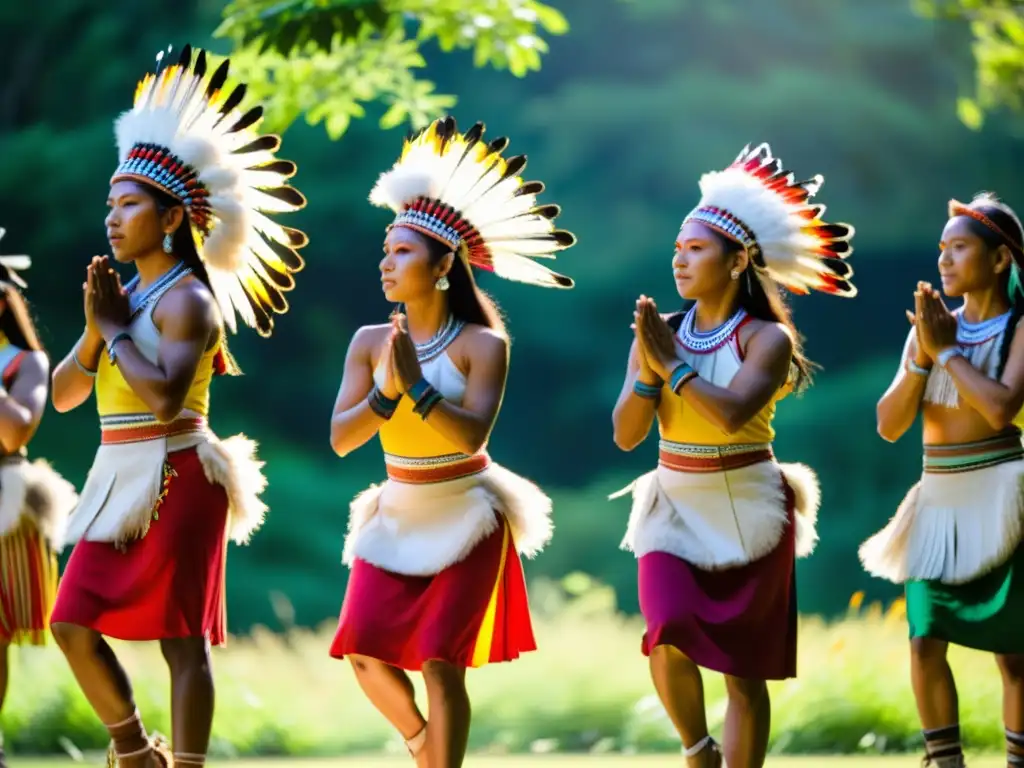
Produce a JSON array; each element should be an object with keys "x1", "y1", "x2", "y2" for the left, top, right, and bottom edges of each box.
[
  {"x1": 906, "y1": 281, "x2": 958, "y2": 365},
  {"x1": 632, "y1": 295, "x2": 680, "y2": 383},
  {"x1": 379, "y1": 312, "x2": 425, "y2": 400},
  {"x1": 83, "y1": 255, "x2": 130, "y2": 344}
]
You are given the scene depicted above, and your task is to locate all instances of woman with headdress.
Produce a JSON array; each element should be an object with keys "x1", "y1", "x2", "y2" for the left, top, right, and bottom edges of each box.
[
  {"x1": 0, "y1": 229, "x2": 78, "y2": 767},
  {"x1": 611, "y1": 144, "x2": 857, "y2": 767},
  {"x1": 328, "y1": 116, "x2": 575, "y2": 768},
  {"x1": 47, "y1": 44, "x2": 307, "y2": 768},
  {"x1": 864, "y1": 193, "x2": 1024, "y2": 768}
]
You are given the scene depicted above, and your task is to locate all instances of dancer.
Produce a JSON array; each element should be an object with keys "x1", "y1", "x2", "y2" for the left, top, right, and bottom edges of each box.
[
  {"x1": 863, "y1": 193, "x2": 1024, "y2": 768},
  {"x1": 329, "y1": 116, "x2": 575, "y2": 768},
  {"x1": 612, "y1": 144, "x2": 857, "y2": 768},
  {"x1": 48, "y1": 44, "x2": 307, "y2": 768},
  {"x1": 0, "y1": 229, "x2": 78, "y2": 766}
]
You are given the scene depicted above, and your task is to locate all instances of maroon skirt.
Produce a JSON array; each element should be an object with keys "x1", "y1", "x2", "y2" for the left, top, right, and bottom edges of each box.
[
  {"x1": 638, "y1": 483, "x2": 798, "y2": 680},
  {"x1": 331, "y1": 514, "x2": 536, "y2": 671},
  {"x1": 50, "y1": 448, "x2": 229, "y2": 645}
]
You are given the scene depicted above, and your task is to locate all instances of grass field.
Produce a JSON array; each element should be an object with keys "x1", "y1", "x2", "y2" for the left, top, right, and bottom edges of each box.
[
  {"x1": 4, "y1": 585, "x2": 1013, "y2": 757},
  {"x1": 14, "y1": 758, "x2": 1011, "y2": 767}
]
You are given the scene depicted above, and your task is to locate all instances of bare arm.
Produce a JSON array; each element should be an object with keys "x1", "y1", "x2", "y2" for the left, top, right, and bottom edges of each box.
[
  {"x1": 612, "y1": 338, "x2": 658, "y2": 451},
  {"x1": 0, "y1": 352, "x2": 49, "y2": 453},
  {"x1": 330, "y1": 327, "x2": 390, "y2": 458},
  {"x1": 51, "y1": 330, "x2": 104, "y2": 413},
  {"x1": 876, "y1": 328, "x2": 928, "y2": 443},
  {"x1": 675, "y1": 323, "x2": 793, "y2": 436},
  {"x1": 102, "y1": 284, "x2": 217, "y2": 423},
  {"x1": 943, "y1": 320, "x2": 1024, "y2": 430},
  {"x1": 419, "y1": 329, "x2": 508, "y2": 456}
]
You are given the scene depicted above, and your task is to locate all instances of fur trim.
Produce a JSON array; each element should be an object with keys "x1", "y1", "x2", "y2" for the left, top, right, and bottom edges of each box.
[
  {"x1": 343, "y1": 463, "x2": 552, "y2": 576},
  {"x1": 860, "y1": 460, "x2": 1024, "y2": 584},
  {"x1": 616, "y1": 459, "x2": 810, "y2": 569},
  {"x1": 779, "y1": 461, "x2": 821, "y2": 558},
  {"x1": 196, "y1": 434, "x2": 268, "y2": 545}
]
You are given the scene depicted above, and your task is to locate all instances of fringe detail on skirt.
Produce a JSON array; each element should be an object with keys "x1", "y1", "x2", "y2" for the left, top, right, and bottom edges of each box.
[
  {"x1": 859, "y1": 459, "x2": 1024, "y2": 584},
  {"x1": 343, "y1": 463, "x2": 552, "y2": 576},
  {"x1": 0, "y1": 515, "x2": 58, "y2": 645},
  {"x1": 196, "y1": 434, "x2": 268, "y2": 545},
  {"x1": 616, "y1": 459, "x2": 819, "y2": 569},
  {"x1": 0, "y1": 457, "x2": 78, "y2": 552}
]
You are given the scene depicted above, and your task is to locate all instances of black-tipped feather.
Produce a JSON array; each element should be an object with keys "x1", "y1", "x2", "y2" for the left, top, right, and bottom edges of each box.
[
  {"x1": 230, "y1": 106, "x2": 262, "y2": 133},
  {"x1": 515, "y1": 181, "x2": 545, "y2": 197},
  {"x1": 247, "y1": 160, "x2": 297, "y2": 178},
  {"x1": 255, "y1": 186, "x2": 306, "y2": 207},
  {"x1": 236, "y1": 135, "x2": 282, "y2": 154}
]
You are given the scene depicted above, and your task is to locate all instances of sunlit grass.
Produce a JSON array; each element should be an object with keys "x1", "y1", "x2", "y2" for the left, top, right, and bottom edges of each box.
[{"x1": 5, "y1": 583, "x2": 1007, "y2": 757}]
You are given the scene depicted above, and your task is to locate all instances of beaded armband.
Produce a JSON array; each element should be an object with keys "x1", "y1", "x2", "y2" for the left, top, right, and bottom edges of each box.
[
  {"x1": 669, "y1": 362, "x2": 698, "y2": 393},
  {"x1": 409, "y1": 378, "x2": 444, "y2": 420},
  {"x1": 367, "y1": 386, "x2": 400, "y2": 420},
  {"x1": 633, "y1": 379, "x2": 661, "y2": 401}
]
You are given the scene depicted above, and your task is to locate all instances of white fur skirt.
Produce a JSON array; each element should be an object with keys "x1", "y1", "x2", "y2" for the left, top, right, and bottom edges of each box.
[
  {"x1": 615, "y1": 454, "x2": 821, "y2": 570},
  {"x1": 343, "y1": 461, "x2": 553, "y2": 577},
  {"x1": 860, "y1": 453, "x2": 1024, "y2": 585},
  {"x1": 65, "y1": 427, "x2": 267, "y2": 547},
  {"x1": 0, "y1": 455, "x2": 78, "y2": 552}
]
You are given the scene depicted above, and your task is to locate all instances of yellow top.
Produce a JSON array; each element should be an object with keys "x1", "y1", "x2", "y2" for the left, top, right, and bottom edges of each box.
[
  {"x1": 94, "y1": 268, "x2": 218, "y2": 419},
  {"x1": 656, "y1": 313, "x2": 789, "y2": 445},
  {"x1": 95, "y1": 343, "x2": 217, "y2": 418},
  {"x1": 375, "y1": 352, "x2": 469, "y2": 458}
]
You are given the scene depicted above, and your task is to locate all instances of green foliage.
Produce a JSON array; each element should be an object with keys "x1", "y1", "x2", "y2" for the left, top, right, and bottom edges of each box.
[
  {"x1": 912, "y1": 0, "x2": 1024, "y2": 127},
  {"x1": 2, "y1": 585, "x2": 1010, "y2": 756},
  {"x1": 214, "y1": 0, "x2": 570, "y2": 137}
]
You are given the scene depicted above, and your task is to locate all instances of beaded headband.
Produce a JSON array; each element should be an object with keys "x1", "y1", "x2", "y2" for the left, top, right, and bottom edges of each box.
[
  {"x1": 112, "y1": 43, "x2": 309, "y2": 337},
  {"x1": 684, "y1": 143, "x2": 856, "y2": 298},
  {"x1": 948, "y1": 199, "x2": 1024, "y2": 264},
  {"x1": 371, "y1": 117, "x2": 576, "y2": 289}
]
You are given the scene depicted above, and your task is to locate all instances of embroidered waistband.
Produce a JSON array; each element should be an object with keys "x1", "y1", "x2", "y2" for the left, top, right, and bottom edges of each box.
[
  {"x1": 923, "y1": 430, "x2": 1024, "y2": 473},
  {"x1": 100, "y1": 414, "x2": 207, "y2": 445},
  {"x1": 658, "y1": 440, "x2": 774, "y2": 473},
  {"x1": 384, "y1": 452, "x2": 491, "y2": 484}
]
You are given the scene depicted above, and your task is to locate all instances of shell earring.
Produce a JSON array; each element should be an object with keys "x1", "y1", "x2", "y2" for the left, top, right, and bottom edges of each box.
[
  {"x1": 730, "y1": 269, "x2": 740, "y2": 281},
  {"x1": 162, "y1": 232, "x2": 173, "y2": 254},
  {"x1": 436, "y1": 274, "x2": 450, "y2": 291}
]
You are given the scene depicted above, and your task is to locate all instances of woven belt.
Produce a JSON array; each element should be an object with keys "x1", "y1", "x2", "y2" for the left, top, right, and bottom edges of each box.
[
  {"x1": 384, "y1": 452, "x2": 490, "y2": 484},
  {"x1": 658, "y1": 440, "x2": 773, "y2": 473},
  {"x1": 100, "y1": 415, "x2": 207, "y2": 445},
  {"x1": 923, "y1": 430, "x2": 1024, "y2": 474}
]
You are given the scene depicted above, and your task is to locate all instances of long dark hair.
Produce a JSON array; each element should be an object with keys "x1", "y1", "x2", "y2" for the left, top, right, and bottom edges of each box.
[
  {"x1": 144, "y1": 185, "x2": 242, "y2": 375},
  {"x1": 962, "y1": 193, "x2": 1024, "y2": 378},
  {"x1": 421, "y1": 233, "x2": 507, "y2": 336},
  {"x1": 0, "y1": 281, "x2": 44, "y2": 355},
  {"x1": 699, "y1": 231, "x2": 816, "y2": 392}
]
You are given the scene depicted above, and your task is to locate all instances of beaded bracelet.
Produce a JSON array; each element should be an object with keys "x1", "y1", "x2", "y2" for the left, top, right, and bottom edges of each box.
[
  {"x1": 936, "y1": 347, "x2": 963, "y2": 369},
  {"x1": 367, "y1": 386, "x2": 400, "y2": 420},
  {"x1": 73, "y1": 349, "x2": 98, "y2": 378},
  {"x1": 106, "y1": 332, "x2": 132, "y2": 363},
  {"x1": 669, "y1": 361, "x2": 698, "y2": 393},
  {"x1": 409, "y1": 378, "x2": 444, "y2": 420},
  {"x1": 906, "y1": 359, "x2": 931, "y2": 377},
  {"x1": 633, "y1": 379, "x2": 661, "y2": 400}
]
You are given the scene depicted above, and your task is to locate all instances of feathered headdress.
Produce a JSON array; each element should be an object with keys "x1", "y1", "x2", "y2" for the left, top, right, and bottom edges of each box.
[
  {"x1": 111, "y1": 44, "x2": 308, "y2": 336},
  {"x1": 0, "y1": 228, "x2": 30, "y2": 289},
  {"x1": 685, "y1": 143, "x2": 856, "y2": 297},
  {"x1": 369, "y1": 116, "x2": 576, "y2": 289}
]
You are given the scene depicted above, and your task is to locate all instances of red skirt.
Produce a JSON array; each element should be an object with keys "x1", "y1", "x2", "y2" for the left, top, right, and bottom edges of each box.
[
  {"x1": 50, "y1": 448, "x2": 229, "y2": 645},
  {"x1": 638, "y1": 483, "x2": 798, "y2": 680},
  {"x1": 330, "y1": 514, "x2": 536, "y2": 671},
  {"x1": 0, "y1": 516, "x2": 58, "y2": 646}
]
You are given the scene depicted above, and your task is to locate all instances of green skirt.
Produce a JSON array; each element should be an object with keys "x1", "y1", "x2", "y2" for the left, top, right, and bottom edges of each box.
[{"x1": 907, "y1": 540, "x2": 1024, "y2": 653}]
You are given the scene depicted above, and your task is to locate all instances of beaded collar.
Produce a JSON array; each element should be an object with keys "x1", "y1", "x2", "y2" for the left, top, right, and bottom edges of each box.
[
  {"x1": 414, "y1": 314, "x2": 465, "y2": 363},
  {"x1": 677, "y1": 305, "x2": 748, "y2": 353},
  {"x1": 956, "y1": 309, "x2": 1012, "y2": 346},
  {"x1": 124, "y1": 261, "x2": 193, "y2": 320}
]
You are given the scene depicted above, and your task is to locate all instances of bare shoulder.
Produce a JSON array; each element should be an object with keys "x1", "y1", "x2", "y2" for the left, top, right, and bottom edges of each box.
[
  {"x1": 743, "y1": 318, "x2": 794, "y2": 356},
  {"x1": 155, "y1": 275, "x2": 218, "y2": 332},
  {"x1": 349, "y1": 323, "x2": 393, "y2": 367},
  {"x1": 461, "y1": 323, "x2": 509, "y2": 359}
]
